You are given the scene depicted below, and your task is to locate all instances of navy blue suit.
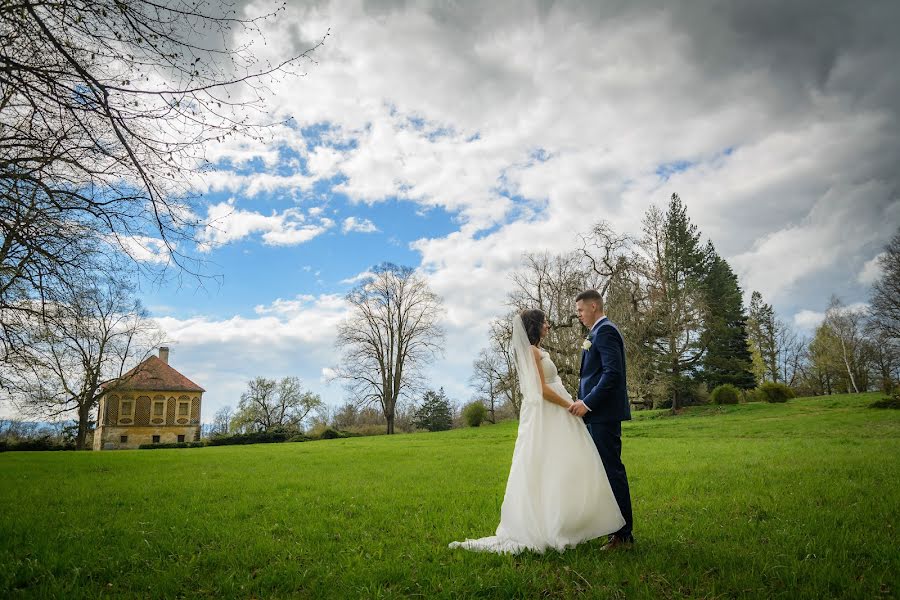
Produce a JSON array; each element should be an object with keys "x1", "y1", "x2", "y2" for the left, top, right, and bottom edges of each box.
[{"x1": 579, "y1": 317, "x2": 633, "y2": 538}]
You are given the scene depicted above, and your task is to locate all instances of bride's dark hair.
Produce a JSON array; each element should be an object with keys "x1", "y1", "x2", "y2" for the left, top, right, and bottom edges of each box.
[{"x1": 520, "y1": 309, "x2": 546, "y2": 346}]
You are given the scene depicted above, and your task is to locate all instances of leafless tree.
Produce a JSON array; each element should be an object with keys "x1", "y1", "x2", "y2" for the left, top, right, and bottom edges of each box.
[
  {"x1": 470, "y1": 348, "x2": 505, "y2": 424},
  {"x1": 776, "y1": 322, "x2": 807, "y2": 387},
  {"x1": 866, "y1": 322, "x2": 900, "y2": 394},
  {"x1": 334, "y1": 263, "x2": 444, "y2": 434},
  {"x1": 233, "y1": 376, "x2": 322, "y2": 432},
  {"x1": 0, "y1": 0, "x2": 325, "y2": 364},
  {"x1": 211, "y1": 404, "x2": 233, "y2": 436},
  {"x1": 823, "y1": 297, "x2": 870, "y2": 394},
  {"x1": 486, "y1": 315, "x2": 522, "y2": 417},
  {"x1": 5, "y1": 275, "x2": 164, "y2": 449},
  {"x1": 869, "y1": 228, "x2": 900, "y2": 340},
  {"x1": 579, "y1": 220, "x2": 635, "y2": 298},
  {"x1": 508, "y1": 251, "x2": 593, "y2": 394}
]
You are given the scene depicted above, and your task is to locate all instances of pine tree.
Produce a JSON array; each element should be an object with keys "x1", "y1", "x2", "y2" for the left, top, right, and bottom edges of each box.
[
  {"x1": 413, "y1": 388, "x2": 453, "y2": 432},
  {"x1": 747, "y1": 291, "x2": 779, "y2": 383},
  {"x1": 641, "y1": 194, "x2": 709, "y2": 410},
  {"x1": 701, "y1": 249, "x2": 756, "y2": 390}
]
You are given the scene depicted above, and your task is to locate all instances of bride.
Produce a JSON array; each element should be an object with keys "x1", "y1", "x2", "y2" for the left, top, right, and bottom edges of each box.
[{"x1": 450, "y1": 309, "x2": 624, "y2": 554}]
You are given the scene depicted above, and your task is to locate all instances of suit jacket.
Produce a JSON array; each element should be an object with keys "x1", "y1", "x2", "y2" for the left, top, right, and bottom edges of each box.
[{"x1": 579, "y1": 317, "x2": 631, "y2": 423}]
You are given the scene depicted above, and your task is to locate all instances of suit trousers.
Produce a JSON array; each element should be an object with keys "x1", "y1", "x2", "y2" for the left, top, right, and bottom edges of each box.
[{"x1": 586, "y1": 420, "x2": 633, "y2": 538}]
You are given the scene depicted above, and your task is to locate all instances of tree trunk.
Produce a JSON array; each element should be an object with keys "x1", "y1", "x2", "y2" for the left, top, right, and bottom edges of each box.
[
  {"x1": 839, "y1": 337, "x2": 860, "y2": 394},
  {"x1": 76, "y1": 401, "x2": 92, "y2": 450},
  {"x1": 386, "y1": 415, "x2": 395, "y2": 435},
  {"x1": 488, "y1": 380, "x2": 496, "y2": 424},
  {"x1": 669, "y1": 332, "x2": 679, "y2": 413}
]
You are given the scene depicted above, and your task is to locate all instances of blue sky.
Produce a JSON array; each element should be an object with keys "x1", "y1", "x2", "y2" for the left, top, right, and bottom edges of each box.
[{"x1": 142, "y1": 192, "x2": 458, "y2": 321}]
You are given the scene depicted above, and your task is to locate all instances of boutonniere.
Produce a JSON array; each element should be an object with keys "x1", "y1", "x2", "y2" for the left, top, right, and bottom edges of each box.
[{"x1": 581, "y1": 338, "x2": 592, "y2": 351}]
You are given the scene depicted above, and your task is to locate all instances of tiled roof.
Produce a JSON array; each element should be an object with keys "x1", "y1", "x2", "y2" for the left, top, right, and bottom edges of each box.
[{"x1": 101, "y1": 355, "x2": 205, "y2": 393}]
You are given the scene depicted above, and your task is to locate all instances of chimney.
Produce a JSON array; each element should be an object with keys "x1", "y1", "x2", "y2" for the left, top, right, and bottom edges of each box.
[{"x1": 159, "y1": 347, "x2": 169, "y2": 364}]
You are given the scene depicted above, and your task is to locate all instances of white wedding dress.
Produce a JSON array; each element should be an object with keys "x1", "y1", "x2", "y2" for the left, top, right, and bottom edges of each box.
[{"x1": 450, "y1": 316, "x2": 625, "y2": 554}]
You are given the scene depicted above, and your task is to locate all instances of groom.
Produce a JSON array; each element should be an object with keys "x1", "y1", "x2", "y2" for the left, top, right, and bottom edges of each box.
[{"x1": 568, "y1": 289, "x2": 634, "y2": 549}]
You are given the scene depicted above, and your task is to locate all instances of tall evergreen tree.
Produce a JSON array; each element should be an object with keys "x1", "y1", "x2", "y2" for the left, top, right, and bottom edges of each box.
[
  {"x1": 701, "y1": 248, "x2": 756, "y2": 390},
  {"x1": 747, "y1": 291, "x2": 779, "y2": 383},
  {"x1": 641, "y1": 194, "x2": 709, "y2": 410}
]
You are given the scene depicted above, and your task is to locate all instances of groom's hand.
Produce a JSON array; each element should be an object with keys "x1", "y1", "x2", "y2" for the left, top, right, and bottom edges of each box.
[{"x1": 568, "y1": 401, "x2": 589, "y2": 417}]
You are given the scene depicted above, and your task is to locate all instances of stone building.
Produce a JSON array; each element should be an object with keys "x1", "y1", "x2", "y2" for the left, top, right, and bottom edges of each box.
[{"x1": 93, "y1": 347, "x2": 204, "y2": 450}]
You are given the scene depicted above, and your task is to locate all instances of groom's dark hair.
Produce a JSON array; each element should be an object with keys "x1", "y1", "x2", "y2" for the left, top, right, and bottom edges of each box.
[
  {"x1": 575, "y1": 289, "x2": 604, "y2": 312},
  {"x1": 520, "y1": 309, "x2": 546, "y2": 346}
]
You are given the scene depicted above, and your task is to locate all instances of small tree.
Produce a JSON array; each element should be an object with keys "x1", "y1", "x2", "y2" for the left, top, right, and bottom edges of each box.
[
  {"x1": 211, "y1": 405, "x2": 233, "y2": 436},
  {"x1": 822, "y1": 297, "x2": 870, "y2": 394},
  {"x1": 414, "y1": 388, "x2": 453, "y2": 432},
  {"x1": 232, "y1": 377, "x2": 322, "y2": 433},
  {"x1": 470, "y1": 349, "x2": 504, "y2": 423},
  {"x1": 747, "y1": 291, "x2": 780, "y2": 383},
  {"x1": 462, "y1": 401, "x2": 488, "y2": 427}
]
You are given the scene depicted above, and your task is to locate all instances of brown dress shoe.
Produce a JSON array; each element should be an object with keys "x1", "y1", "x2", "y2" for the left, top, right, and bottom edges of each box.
[{"x1": 600, "y1": 535, "x2": 635, "y2": 551}]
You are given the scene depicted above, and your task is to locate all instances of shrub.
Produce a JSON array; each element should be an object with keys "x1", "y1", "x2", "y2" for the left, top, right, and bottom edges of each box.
[
  {"x1": 870, "y1": 392, "x2": 900, "y2": 409},
  {"x1": 287, "y1": 434, "x2": 310, "y2": 443},
  {"x1": 654, "y1": 398, "x2": 673, "y2": 410},
  {"x1": 345, "y1": 424, "x2": 387, "y2": 437},
  {"x1": 0, "y1": 437, "x2": 75, "y2": 452},
  {"x1": 207, "y1": 431, "x2": 292, "y2": 446},
  {"x1": 317, "y1": 427, "x2": 343, "y2": 440},
  {"x1": 462, "y1": 402, "x2": 488, "y2": 427},
  {"x1": 710, "y1": 384, "x2": 740, "y2": 405},
  {"x1": 687, "y1": 383, "x2": 711, "y2": 405},
  {"x1": 139, "y1": 441, "x2": 204, "y2": 450},
  {"x1": 756, "y1": 382, "x2": 796, "y2": 403}
]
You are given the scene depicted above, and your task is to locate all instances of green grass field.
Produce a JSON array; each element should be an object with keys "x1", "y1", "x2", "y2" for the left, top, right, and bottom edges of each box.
[{"x1": 1, "y1": 393, "x2": 898, "y2": 599}]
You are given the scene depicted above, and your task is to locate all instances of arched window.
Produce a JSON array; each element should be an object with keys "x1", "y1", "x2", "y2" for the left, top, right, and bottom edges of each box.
[
  {"x1": 118, "y1": 397, "x2": 134, "y2": 425},
  {"x1": 176, "y1": 395, "x2": 191, "y2": 425},
  {"x1": 151, "y1": 395, "x2": 166, "y2": 425}
]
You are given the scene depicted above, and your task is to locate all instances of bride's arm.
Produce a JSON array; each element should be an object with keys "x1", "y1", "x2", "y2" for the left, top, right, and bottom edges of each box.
[{"x1": 531, "y1": 347, "x2": 574, "y2": 409}]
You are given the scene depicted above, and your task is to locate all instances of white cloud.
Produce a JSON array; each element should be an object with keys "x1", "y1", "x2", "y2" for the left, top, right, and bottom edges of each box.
[
  {"x1": 198, "y1": 201, "x2": 332, "y2": 250},
  {"x1": 793, "y1": 309, "x2": 826, "y2": 331},
  {"x1": 115, "y1": 235, "x2": 171, "y2": 265},
  {"x1": 342, "y1": 216, "x2": 379, "y2": 234},
  {"x1": 153, "y1": 294, "x2": 347, "y2": 419},
  {"x1": 228, "y1": 1, "x2": 898, "y2": 318},
  {"x1": 793, "y1": 301, "x2": 870, "y2": 333},
  {"x1": 340, "y1": 270, "x2": 376, "y2": 285},
  {"x1": 859, "y1": 253, "x2": 885, "y2": 285}
]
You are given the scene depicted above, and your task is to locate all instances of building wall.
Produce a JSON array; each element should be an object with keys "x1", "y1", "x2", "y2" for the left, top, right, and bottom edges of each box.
[
  {"x1": 94, "y1": 426, "x2": 200, "y2": 450},
  {"x1": 94, "y1": 389, "x2": 202, "y2": 450}
]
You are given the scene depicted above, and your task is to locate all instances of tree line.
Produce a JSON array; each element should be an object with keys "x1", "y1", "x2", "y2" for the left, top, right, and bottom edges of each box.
[{"x1": 470, "y1": 195, "x2": 900, "y2": 415}]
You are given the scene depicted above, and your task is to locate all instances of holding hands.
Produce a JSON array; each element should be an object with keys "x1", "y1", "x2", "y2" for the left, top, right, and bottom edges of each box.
[{"x1": 568, "y1": 400, "x2": 589, "y2": 417}]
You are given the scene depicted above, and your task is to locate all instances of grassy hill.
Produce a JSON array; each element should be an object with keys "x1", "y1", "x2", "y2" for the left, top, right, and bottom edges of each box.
[{"x1": 1, "y1": 393, "x2": 898, "y2": 598}]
